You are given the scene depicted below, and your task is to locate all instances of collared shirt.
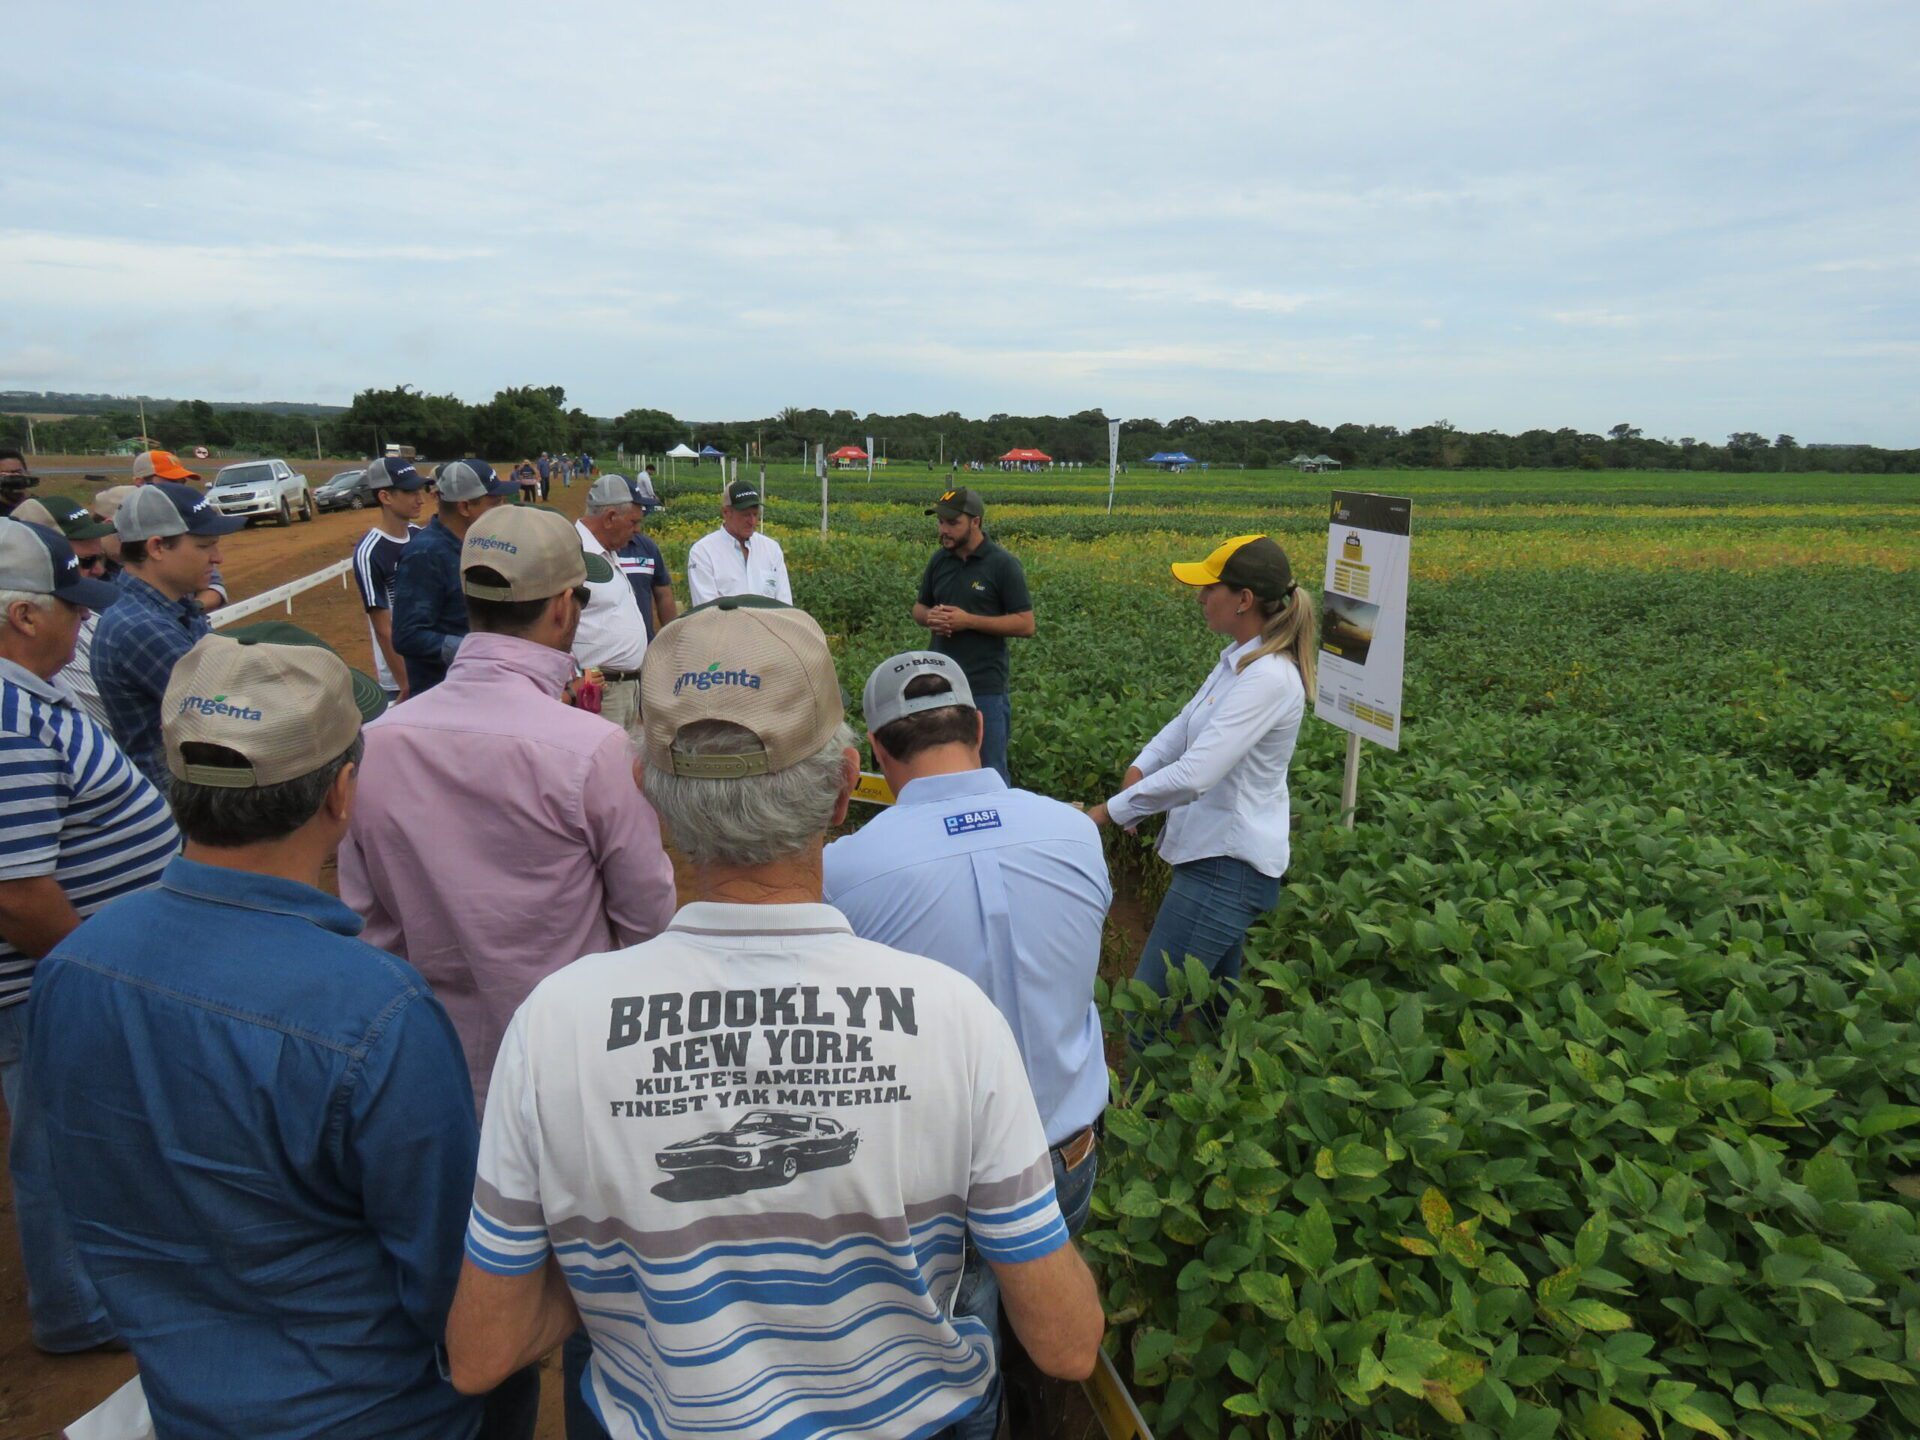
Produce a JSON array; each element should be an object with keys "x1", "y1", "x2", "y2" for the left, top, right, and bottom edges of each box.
[
  {"x1": 89, "y1": 570, "x2": 211, "y2": 789},
  {"x1": 354, "y1": 522, "x2": 420, "y2": 690},
  {"x1": 27, "y1": 857, "x2": 481, "y2": 1440},
  {"x1": 389, "y1": 517, "x2": 468, "y2": 693},
  {"x1": 685, "y1": 527, "x2": 792, "y2": 608},
  {"x1": 824, "y1": 769, "x2": 1110, "y2": 1145},
  {"x1": 616, "y1": 533, "x2": 673, "y2": 639},
  {"x1": 0, "y1": 657, "x2": 177, "y2": 1008},
  {"x1": 572, "y1": 519, "x2": 650, "y2": 673},
  {"x1": 466, "y1": 901, "x2": 1067, "y2": 1440},
  {"x1": 1107, "y1": 636, "x2": 1305, "y2": 878},
  {"x1": 916, "y1": 539, "x2": 1032, "y2": 696},
  {"x1": 338, "y1": 631, "x2": 677, "y2": 1112}
]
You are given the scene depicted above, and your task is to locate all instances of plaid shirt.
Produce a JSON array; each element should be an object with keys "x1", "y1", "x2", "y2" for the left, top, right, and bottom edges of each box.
[{"x1": 90, "y1": 572, "x2": 211, "y2": 789}]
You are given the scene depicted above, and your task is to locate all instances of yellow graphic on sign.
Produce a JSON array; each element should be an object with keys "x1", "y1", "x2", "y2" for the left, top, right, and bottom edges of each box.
[
  {"x1": 1342, "y1": 531, "x2": 1363, "y2": 562},
  {"x1": 851, "y1": 772, "x2": 896, "y2": 807},
  {"x1": 1333, "y1": 557, "x2": 1371, "y2": 600}
]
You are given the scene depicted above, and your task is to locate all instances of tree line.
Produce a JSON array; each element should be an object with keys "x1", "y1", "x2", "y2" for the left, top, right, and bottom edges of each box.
[{"x1": 5, "y1": 389, "x2": 1916, "y2": 475}]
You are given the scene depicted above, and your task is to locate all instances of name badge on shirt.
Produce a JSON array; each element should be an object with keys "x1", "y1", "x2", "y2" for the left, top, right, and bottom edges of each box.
[{"x1": 944, "y1": 809, "x2": 1002, "y2": 836}]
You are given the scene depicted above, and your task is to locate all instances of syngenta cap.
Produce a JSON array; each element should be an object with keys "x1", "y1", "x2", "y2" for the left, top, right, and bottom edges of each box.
[
  {"x1": 724, "y1": 479, "x2": 762, "y2": 509},
  {"x1": 0, "y1": 518, "x2": 123, "y2": 610},
  {"x1": 115, "y1": 481, "x2": 246, "y2": 541},
  {"x1": 926, "y1": 487, "x2": 985, "y2": 519},
  {"x1": 162, "y1": 634, "x2": 367, "y2": 789},
  {"x1": 1170, "y1": 534, "x2": 1296, "y2": 602},
  {"x1": 641, "y1": 598, "x2": 842, "y2": 778},
  {"x1": 461, "y1": 506, "x2": 613, "y2": 601},
  {"x1": 435, "y1": 459, "x2": 518, "y2": 502},
  {"x1": 364, "y1": 457, "x2": 426, "y2": 493},
  {"x1": 862, "y1": 650, "x2": 976, "y2": 730},
  {"x1": 130, "y1": 450, "x2": 199, "y2": 483}
]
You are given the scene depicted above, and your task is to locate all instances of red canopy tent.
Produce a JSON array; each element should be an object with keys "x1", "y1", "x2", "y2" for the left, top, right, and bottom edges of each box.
[
  {"x1": 828, "y1": 445, "x2": 869, "y2": 461},
  {"x1": 999, "y1": 448, "x2": 1051, "y2": 463}
]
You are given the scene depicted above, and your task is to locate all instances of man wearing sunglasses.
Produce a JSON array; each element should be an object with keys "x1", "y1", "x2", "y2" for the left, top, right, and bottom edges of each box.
[{"x1": 12, "y1": 497, "x2": 120, "y2": 728}]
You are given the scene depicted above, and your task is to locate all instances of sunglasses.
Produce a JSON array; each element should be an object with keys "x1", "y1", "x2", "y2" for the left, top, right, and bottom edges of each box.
[{"x1": 76, "y1": 554, "x2": 110, "y2": 575}]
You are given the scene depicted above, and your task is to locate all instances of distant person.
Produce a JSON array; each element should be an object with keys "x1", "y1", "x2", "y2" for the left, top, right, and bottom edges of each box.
[
  {"x1": 390, "y1": 459, "x2": 517, "y2": 695},
  {"x1": 685, "y1": 478, "x2": 791, "y2": 607},
  {"x1": 614, "y1": 477, "x2": 676, "y2": 639},
  {"x1": 824, "y1": 650, "x2": 1111, "y2": 1440},
  {"x1": 444, "y1": 597, "x2": 1103, "y2": 1440},
  {"x1": 912, "y1": 487, "x2": 1033, "y2": 784},
  {"x1": 571, "y1": 475, "x2": 652, "y2": 730},
  {"x1": 28, "y1": 631, "x2": 495, "y2": 1438},
  {"x1": 0, "y1": 516, "x2": 175, "y2": 1356},
  {"x1": 91, "y1": 481, "x2": 244, "y2": 788},
  {"x1": 535, "y1": 452, "x2": 551, "y2": 498},
  {"x1": 129, "y1": 450, "x2": 224, "y2": 612},
  {"x1": 352, "y1": 457, "x2": 429, "y2": 705},
  {"x1": 340, "y1": 505, "x2": 676, "y2": 1113},
  {"x1": 0, "y1": 448, "x2": 40, "y2": 516},
  {"x1": 1087, "y1": 536, "x2": 1312, "y2": 995}
]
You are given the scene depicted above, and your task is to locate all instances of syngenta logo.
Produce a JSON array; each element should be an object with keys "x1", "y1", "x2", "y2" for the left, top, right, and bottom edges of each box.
[
  {"x1": 179, "y1": 693, "x2": 264, "y2": 721},
  {"x1": 469, "y1": 536, "x2": 519, "y2": 555},
  {"x1": 673, "y1": 660, "x2": 763, "y2": 695}
]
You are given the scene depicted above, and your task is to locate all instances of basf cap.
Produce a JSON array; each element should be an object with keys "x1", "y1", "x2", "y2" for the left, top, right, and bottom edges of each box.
[
  {"x1": 130, "y1": 450, "x2": 200, "y2": 483},
  {"x1": 364, "y1": 457, "x2": 427, "y2": 493},
  {"x1": 862, "y1": 651, "x2": 976, "y2": 730},
  {"x1": 724, "y1": 479, "x2": 763, "y2": 510},
  {"x1": 114, "y1": 481, "x2": 246, "y2": 541},
  {"x1": 587, "y1": 473, "x2": 638, "y2": 509},
  {"x1": 1170, "y1": 534, "x2": 1296, "y2": 602},
  {"x1": 461, "y1": 505, "x2": 614, "y2": 602},
  {"x1": 163, "y1": 633, "x2": 369, "y2": 789},
  {"x1": 435, "y1": 459, "x2": 518, "y2": 503},
  {"x1": 36, "y1": 495, "x2": 117, "y2": 540},
  {"x1": 926, "y1": 487, "x2": 985, "y2": 520},
  {"x1": 0, "y1": 518, "x2": 122, "y2": 610},
  {"x1": 641, "y1": 598, "x2": 842, "y2": 778}
]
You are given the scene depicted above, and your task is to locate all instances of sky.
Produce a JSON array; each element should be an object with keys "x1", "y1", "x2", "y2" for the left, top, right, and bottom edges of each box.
[{"x1": 4, "y1": 2, "x2": 1917, "y2": 443}]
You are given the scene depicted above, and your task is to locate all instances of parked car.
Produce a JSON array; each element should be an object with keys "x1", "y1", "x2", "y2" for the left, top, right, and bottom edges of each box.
[
  {"x1": 313, "y1": 468, "x2": 370, "y2": 513},
  {"x1": 655, "y1": 1110, "x2": 859, "y2": 1185},
  {"x1": 208, "y1": 459, "x2": 313, "y2": 526}
]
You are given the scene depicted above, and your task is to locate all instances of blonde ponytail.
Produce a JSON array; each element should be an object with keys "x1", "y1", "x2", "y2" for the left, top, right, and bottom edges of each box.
[{"x1": 1236, "y1": 585, "x2": 1316, "y2": 691}]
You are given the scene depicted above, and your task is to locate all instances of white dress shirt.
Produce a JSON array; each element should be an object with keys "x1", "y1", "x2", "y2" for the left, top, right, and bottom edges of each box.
[
  {"x1": 685, "y1": 527, "x2": 792, "y2": 608},
  {"x1": 1106, "y1": 636, "x2": 1305, "y2": 878},
  {"x1": 571, "y1": 519, "x2": 650, "y2": 672}
]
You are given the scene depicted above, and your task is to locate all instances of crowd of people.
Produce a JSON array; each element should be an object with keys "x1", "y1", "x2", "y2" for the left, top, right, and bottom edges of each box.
[{"x1": 0, "y1": 443, "x2": 1314, "y2": 1440}]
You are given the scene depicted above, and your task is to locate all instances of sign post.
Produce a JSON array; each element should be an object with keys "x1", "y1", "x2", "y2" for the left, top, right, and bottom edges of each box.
[
  {"x1": 1107, "y1": 418, "x2": 1121, "y2": 513},
  {"x1": 1312, "y1": 491, "x2": 1412, "y2": 829},
  {"x1": 817, "y1": 443, "x2": 828, "y2": 538},
  {"x1": 865, "y1": 435, "x2": 874, "y2": 485}
]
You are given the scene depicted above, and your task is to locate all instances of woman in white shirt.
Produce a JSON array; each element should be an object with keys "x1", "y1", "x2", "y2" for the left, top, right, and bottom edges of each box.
[{"x1": 1089, "y1": 535, "x2": 1313, "y2": 995}]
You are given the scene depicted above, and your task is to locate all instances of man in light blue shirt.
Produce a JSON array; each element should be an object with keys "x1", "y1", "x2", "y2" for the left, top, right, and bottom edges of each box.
[{"x1": 823, "y1": 650, "x2": 1111, "y2": 1440}]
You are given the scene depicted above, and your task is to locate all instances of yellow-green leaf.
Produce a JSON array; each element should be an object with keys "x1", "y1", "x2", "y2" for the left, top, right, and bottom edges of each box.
[
  {"x1": 1562, "y1": 1298, "x2": 1634, "y2": 1332},
  {"x1": 1582, "y1": 1401, "x2": 1649, "y2": 1440}
]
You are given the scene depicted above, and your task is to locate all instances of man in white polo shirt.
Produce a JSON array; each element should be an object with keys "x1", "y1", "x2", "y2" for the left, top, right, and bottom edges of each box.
[
  {"x1": 572, "y1": 475, "x2": 651, "y2": 730},
  {"x1": 684, "y1": 479, "x2": 791, "y2": 608},
  {"x1": 445, "y1": 598, "x2": 1103, "y2": 1440}
]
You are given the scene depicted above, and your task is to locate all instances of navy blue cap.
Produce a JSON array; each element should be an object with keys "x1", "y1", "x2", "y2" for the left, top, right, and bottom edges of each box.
[
  {"x1": 0, "y1": 519, "x2": 123, "y2": 610},
  {"x1": 115, "y1": 481, "x2": 246, "y2": 541},
  {"x1": 364, "y1": 458, "x2": 426, "y2": 493}
]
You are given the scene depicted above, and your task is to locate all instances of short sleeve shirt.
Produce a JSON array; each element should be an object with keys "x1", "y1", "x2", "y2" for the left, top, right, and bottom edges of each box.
[
  {"x1": 916, "y1": 539, "x2": 1032, "y2": 696},
  {"x1": 354, "y1": 525, "x2": 419, "y2": 690},
  {"x1": 615, "y1": 534, "x2": 673, "y2": 639},
  {"x1": 466, "y1": 901, "x2": 1067, "y2": 1440}
]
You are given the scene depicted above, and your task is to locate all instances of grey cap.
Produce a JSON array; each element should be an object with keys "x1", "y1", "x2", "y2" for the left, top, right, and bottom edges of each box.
[
  {"x1": 862, "y1": 650, "x2": 976, "y2": 730},
  {"x1": 0, "y1": 517, "x2": 122, "y2": 609},
  {"x1": 435, "y1": 460, "x2": 517, "y2": 502},
  {"x1": 587, "y1": 473, "x2": 637, "y2": 509},
  {"x1": 115, "y1": 481, "x2": 245, "y2": 541}
]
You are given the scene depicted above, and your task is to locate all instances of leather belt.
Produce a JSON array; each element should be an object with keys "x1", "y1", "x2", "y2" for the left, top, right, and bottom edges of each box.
[
  {"x1": 598, "y1": 670, "x2": 645, "y2": 683},
  {"x1": 1051, "y1": 1125, "x2": 1097, "y2": 1170}
]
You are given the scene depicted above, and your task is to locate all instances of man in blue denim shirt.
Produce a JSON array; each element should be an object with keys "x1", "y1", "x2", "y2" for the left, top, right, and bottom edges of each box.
[
  {"x1": 29, "y1": 631, "x2": 485, "y2": 1440},
  {"x1": 391, "y1": 460, "x2": 516, "y2": 693}
]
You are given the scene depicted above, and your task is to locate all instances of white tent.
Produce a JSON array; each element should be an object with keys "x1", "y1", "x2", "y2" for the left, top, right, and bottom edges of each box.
[{"x1": 664, "y1": 441, "x2": 698, "y2": 484}]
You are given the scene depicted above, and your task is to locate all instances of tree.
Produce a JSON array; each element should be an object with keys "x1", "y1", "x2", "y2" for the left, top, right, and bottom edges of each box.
[
  {"x1": 612, "y1": 407, "x2": 683, "y2": 455},
  {"x1": 1607, "y1": 423, "x2": 1642, "y2": 441}
]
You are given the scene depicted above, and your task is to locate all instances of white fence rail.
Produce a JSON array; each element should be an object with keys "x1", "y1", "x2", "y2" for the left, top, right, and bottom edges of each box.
[{"x1": 209, "y1": 559, "x2": 354, "y2": 628}]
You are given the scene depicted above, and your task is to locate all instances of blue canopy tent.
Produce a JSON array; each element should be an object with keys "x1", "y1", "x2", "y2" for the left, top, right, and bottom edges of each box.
[
  {"x1": 698, "y1": 444, "x2": 725, "y2": 459},
  {"x1": 1146, "y1": 450, "x2": 1196, "y2": 470}
]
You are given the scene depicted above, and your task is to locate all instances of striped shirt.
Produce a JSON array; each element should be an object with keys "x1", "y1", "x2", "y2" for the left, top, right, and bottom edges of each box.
[
  {"x1": 467, "y1": 902, "x2": 1068, "y2": 1440},
  {"x1": 353, "y1": 524, "x2": 419, "y2": 691},
  {"x1": 0, "y1": 657, "x2": 179, "y2": 1007}
]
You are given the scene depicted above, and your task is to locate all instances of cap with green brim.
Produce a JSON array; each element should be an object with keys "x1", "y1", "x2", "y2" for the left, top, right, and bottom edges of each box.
[
  {"x1": 163, "y1": 632, "x2": 372, "y2": 790},
  {"x1": 724, "y1": 479, "x2": 763, "y2": 509},
  {"x1": 461, "y1": 505, "x2": 613, "y2": 602},
  {"x1": 1170, "y1": 534, "x2": 1296, "y2": 602},
  {"x1": 38, "y1": 495, "x2": 116, "y2": 541},
  {"x1": 220, "y1": 620, "x2": 390, "y2": 722},
  {"x1": 926, "y1": 487, "x2": 985, "y2": 520}
]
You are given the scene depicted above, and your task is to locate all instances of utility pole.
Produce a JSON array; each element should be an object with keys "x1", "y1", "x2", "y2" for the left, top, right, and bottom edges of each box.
[
  {"x1": 313, "y1": 422, "x2": 323, "y2": 461},
  {"x1": 24, "y1": 417, "x2": 35, "y2": 455},
  {"x1": 137, "y1": 398, "x2": 149, "y2": 447},
  {"x1": 938, "y1": 432, "x2": 943, "y2": 467}
]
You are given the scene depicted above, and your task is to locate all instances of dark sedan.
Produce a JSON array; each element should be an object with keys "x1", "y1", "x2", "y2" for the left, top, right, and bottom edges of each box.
[
  {"x1": 314, "y1": 468, "x2": 370, "y2": 513},
  {"x1": 655, "y1": 1110, "x2": 859, "y2": 1185}
]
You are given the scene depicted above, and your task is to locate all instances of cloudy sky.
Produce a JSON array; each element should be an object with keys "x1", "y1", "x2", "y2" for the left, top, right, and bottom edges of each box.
[{"x1": 4, "y1": 2, "x2": 1916, "y2": 442}]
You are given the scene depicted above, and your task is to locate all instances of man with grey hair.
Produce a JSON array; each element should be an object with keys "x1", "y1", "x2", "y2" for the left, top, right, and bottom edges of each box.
[
  {"x1": 446, "y1": 595, "x2": 1105, "y2": 1440},
  {"x1": 390, "y1": 459, "x2": 518, "y2": 694},
  {"x1": 571, "y1": 474, "x2": 651, "y2": 730}
]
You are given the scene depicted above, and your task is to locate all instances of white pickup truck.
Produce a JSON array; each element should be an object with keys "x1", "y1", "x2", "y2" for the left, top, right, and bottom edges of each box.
[{"x1": 207, "y1": 459, "x2": 315, "y2": 526}]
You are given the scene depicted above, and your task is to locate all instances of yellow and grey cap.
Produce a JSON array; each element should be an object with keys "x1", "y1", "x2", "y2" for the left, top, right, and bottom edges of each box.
[
  {"x1": 1169, "y1": 534, "x2": 1296, "y2": 601},
  {"x1": 460, "y1": 505, "x2": 613, "y2": 601},
  {"x1": 640, "y1": 598, "x2": 843, "y2": 778},
  {"x1": 163, "y1": 633, "x2": 370, "y2": 789}
]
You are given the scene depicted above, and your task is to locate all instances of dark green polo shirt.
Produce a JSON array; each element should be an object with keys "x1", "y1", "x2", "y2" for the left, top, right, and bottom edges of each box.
[{"x1": 916, "y1": 538, "x2": 1033, "y2": 696}]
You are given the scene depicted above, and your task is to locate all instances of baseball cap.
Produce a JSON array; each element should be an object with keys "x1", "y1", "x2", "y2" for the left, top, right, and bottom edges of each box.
[
  {"x1": 131, "y1": 450, "x2": 200, "y2": 483},
  {"x1": 35, "y1": 495, "x2": 117, "y2": 541},
  {"x1": 8, "y1": 499, "x2": 57, "y2": 530},
  {"x1": 162, "y1": 633, "x2": 369, "y2": 790},
  {"x1": 222, "y1": 620, "x2": 390, "y2": 722},
  {"x1": 926, "y1": 487, "x2": 985, "y2": 520},
  {"x1": 641, "y1": 598, "x2": 843, "y2": 778},
  {"x1": 724, "y1": 479, "x2": 763, "y2": 510},
  {"x1": 114, "y1": 480, "x2": 246, "y2": 541},
  {"x1": 587, "y1": 474, "x2": 638, "y2": 509},
  {"x1": 91, "y1": 485, "x2": 137, "y2": 522},
  {"x1": 364, "y1": 457, "x2": 426, "y2": 493},
  {"x1": 0, "y1": 517, "x2": 122, "y2": 610},
  {"x1": 435, "y1": 459, "x2": 518, "y2": 503},
  {"x1": 863, "y1": 651, "x2": 976, "y2": 730},
  {"x1": 1170, "y1": 534, "x2": 1296, "y2": 602},
  {"x1": 461, "y1": 505, "x2": 614, "y2": 601}
]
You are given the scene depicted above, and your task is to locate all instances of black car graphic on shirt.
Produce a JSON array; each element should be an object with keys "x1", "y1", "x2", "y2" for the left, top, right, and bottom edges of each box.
[{"x1": 655, "y1": 1110, "x2": 860, "y2": 1185}]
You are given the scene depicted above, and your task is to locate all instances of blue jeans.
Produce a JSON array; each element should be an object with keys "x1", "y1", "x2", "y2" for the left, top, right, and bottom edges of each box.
[
  {"x1": 947, "y1": 1138, "x2": 1100, "y2": 1440},
  {"x1": 0, "y1": 1000, "x2": 114, "y2": 1351},
  {"x1": 977, "y1": 692, "x2": 1011, "y2": 786},
  {"x1": 563, "y1": 1329, "x2": 607, "y2": 1440},
  {"x1": 1135, "y1": 854, "x2": 1282, "y2": 995}
]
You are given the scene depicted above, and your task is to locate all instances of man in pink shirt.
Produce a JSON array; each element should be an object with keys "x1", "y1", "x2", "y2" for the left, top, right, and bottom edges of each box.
[{"x1": 339, "y1": 506, "x2": 676, "y2": 1111}]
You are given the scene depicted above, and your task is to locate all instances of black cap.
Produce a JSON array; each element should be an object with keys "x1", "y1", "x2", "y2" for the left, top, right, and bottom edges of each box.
[
  {"x1": 926, "y1": 487, "x2": 985, "y2": 520},
  {"x1": 1218, "y1": 536, "x2": 1295, "y2": 601},
  {"x1": 725, "y1": 479, "x2": 762, "y2": 509}
]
